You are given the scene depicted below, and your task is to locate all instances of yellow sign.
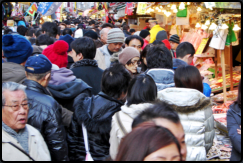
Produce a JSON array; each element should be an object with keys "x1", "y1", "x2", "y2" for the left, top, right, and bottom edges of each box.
[
  {"x1": 79, "y1": 12, "x2": 83, "y2": 15},
  {"x1": 195, "y1": 38, "x2": 209, "y2": 54},
  {"x1": 136, "y1": 2, "x2": 147, "y2": 15},
  {"x1": 7, "y1": 20, "x2": 14, "y2": 27}
]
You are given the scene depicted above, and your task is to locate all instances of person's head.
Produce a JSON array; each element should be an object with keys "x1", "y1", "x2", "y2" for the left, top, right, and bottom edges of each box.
[
  {"x1": 36, "y1": 34, "x2": 55, "y2": 46},
  {"x1": 174, "y1": 65, "x2": 203, "y2": 93},
  {"x1": 129, "y1": 29, "x2": 135, "y2": 35},
  {"x1": 2, "y1": 82, "x2": 29, "y2": 133},
  {"x1": 41, "y1": 22, "x2": 58, "y2": 38},
  {"x1": 25, "y1": 54, "x2": 52, "y2": 88},
  {"x1": 2, "y1": 34, "x2": 33, "y2": 65},
  {"x1": 89, "y1": 20, "x2": 95, "y2": 27},
  {"x1": 140, "y1": 44, "x2": 153, "y2": 67},
  {"x1": 149, "y1": 18, "x2": 158, "y2": 29},
  {"x1": 101, "y1": 23, "x2": 113, "y2": 29},
  {"x1": 169, "y1": 34, "x2": 180, "y2": 50},
  {"x1": 74, "y1": 29, "x2": 83, "y2": 38},
  {"x1": 146, "y1": 45, "x2": 172, "y2": 69},
  {"x1": 64, "y1": 20, "x2": 71, "y2": 28},
  {"x1": 83, "y1": 30, "x2": 98, "y2": 40},
  {"x1": 115, "y1": 121, "x2": 182, "y2": 161},
  {"x1": 42, "y1": 40, "x2": 69, "y2": 68},
  {"x1": 17, "y1": 25, "x2": 28, "y2": 36},
  {"x1": 35, "y1": 29, "x2": 43, "y2": 38},
  {"x1": 59, "y1": 23, "x2": 66, "y2": 30},
  {"x1": 59, "y1": 34, "x2": 75, "y2": 53},
  {"x1": 27, "y1": 28, "x2": 36, "y2": 38},
  {"x1": 17, "y1": 21, "x2": 26, "y2": 27},
  {"x1": 126, "y1": 74, "x2": 157, "y2": 106},
  {"x1": 100, "y1": 27, "x2": 111, "y2": 44},
  {"x1": 236, "y1": 78, "x2": 241, "y2": 108},
  {"x1": 156, "y1": 30, "x2": 168, "y2": 41},
  {"x1": 62, "y1": 28, "x2": 73, "y2": 37},
  {"x1": 4, "y1": 28, "x2": 13, "y2": 35},
  {"x1": 70, "y1": 37, "x2": 96, "y2": 62},
  {"x1": 132, "y1": 100, "x2": 186, "y2": 161},
  {"x1": 107, "y1": 28, "x2": 125, "y2": 53},
  {"x1": 176, "y1": 42, "x2": 195, "y2": 65},
  {"x1": 152, "y1": 39, "x2": 165, "y2": 46},
  {"x1": 119, "y1": 47, "x2": 141, "y2": 74},
  {"x1": 125, "y1": 35, "x2": 144, "y2": 53},
  {"x1": 139, "y1": 29, "x2": 150, "y2": 42},
  {"x1": 101, "y1": 63, "x2": 131, "y2": 100},
  {"x1": 145, "y1": 19, "x2": 150, "y2": 29},
  {"x1": 123, "y1": 24, "x2": 130, "y2": 32}
]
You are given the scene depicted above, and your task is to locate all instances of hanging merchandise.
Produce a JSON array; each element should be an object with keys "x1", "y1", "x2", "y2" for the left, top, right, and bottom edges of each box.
[
  {"x1": 11, "y1": 5, "x2": 19, "y2": 17},
  {"x1": 176, "y1": 10, "x2": 189, "y2": 25},
  {"x1": 37, "y1": 2, "x2": 53, "y2": 15},
  {"x1": 225, "y1": 22, "x2": 237, "y2": 46},
  {"x1": 209, "y1": 26, "x2": 228, "y2": 50},
  {"x1": 176, "y1": 6, "x2": 187, "y2": 17},
  {"x1": 43, "y1": 2, "x2": 63, "y2": 16},
  {"x1": 136, "y1": 2, "x2": 147, "y2": 15},
  {"x1": 25, "y1": 2, "x2": 38, "y2": 17},
  {"x1": 125, "y1": 2, "x2": 133, "y2": 16}
]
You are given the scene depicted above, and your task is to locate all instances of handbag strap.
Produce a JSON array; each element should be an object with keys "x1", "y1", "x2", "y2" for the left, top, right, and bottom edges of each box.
[
  {"x1": 82, "y1": 123, "x2": 90, "y2": 154},
  {"x1": 116, "y1": 112, "x2": 128, "y2": 136},
  {"x1": 7, "y1": 142, "x2": 35, "y2": 161}
]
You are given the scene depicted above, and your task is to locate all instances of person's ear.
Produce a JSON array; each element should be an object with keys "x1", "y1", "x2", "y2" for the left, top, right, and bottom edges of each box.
[
  {"x1": 44, "y1": 72, "x2": 51, "y2": 81},
  {"x1": 77, "y1": 53, "x2": 84, "y2": 61},
  {"x1": 25, "y1": 71, "x2": 28, "y2": 77}
]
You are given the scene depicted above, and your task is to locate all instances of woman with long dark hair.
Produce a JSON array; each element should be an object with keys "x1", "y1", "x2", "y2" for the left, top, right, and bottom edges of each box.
[
  {"x1": 115, "y1": 122, "x2": 182, "y2": 161},
  {"x1": 157, "y1": 65, "x2": 215, "y2": 161}
]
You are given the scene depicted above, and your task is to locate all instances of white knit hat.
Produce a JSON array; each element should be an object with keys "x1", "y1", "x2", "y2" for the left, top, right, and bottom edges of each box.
[
  {"x1": 74, "y1": 29, "x2": 83, "y2": 38},
  {"x1": 107, "y1": 28, "x2": 125, "y2": 44}
]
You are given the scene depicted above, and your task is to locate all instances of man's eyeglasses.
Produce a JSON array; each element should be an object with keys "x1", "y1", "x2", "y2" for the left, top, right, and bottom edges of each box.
[
  {"x1": 131, "y1": 61, "x2": 141, "y2": 66},
  {"x1": 3, "y1": 103, "x2": 31, "y2": 111}
]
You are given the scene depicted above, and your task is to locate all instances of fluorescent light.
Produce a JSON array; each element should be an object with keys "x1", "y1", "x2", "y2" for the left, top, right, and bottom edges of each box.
[
  {"x1": 233, "y1": 24, "x2": 241, "y2": 31},
  {"x1": 195, "y1": 23, "x2": 201, "y2": 28}
]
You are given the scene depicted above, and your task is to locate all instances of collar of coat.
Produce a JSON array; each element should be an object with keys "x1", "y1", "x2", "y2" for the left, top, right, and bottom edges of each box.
[
  {"x1": 70, "y1": 59, "x2": 98, "y2": 69},
  {"x1": 158, "y1": 87, "x2": 211, "y2": 114},
  {"x1": 23, "y1": 79, "x2": 52, "y2": 96}
]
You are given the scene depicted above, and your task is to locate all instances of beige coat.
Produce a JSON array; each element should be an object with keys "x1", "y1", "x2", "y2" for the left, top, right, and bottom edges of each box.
[
  {"x1": 109, "y1": 103, "x2": 153, "y2": 160},
  {"x1": 2, "y1": 124, "x2": 51, "y2": 161}
]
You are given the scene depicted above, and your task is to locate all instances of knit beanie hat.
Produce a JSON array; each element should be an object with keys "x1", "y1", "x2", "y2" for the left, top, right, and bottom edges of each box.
[
  {"x1": 83, "y1": 30, "x2": 98, "y2": 40},
  {"x1": 156, "y1": 30, "x2": 168, "y2": 41},
  {"x1": 17, "y1": 21, "x2": 26, "y2": 27},
  {"x1": 42, "y1": 40, "x2": 69, "y2": 68},
  {"x1": 169, "y1": 34, "x2": 180, "y2": 44},
  {"x1": 2, "y1": 34, "x2": 33, "y2": 64},
  {"x1": 107, "y1": 28, "x2": 125, "y2": 44},
  {"x1": 162, "y1": 39, "x2": 171, "y2": 50},
  {"x1": 59, "y1": 34, "x2": 74, "y2": 52},
  {"x1": 74, "y1": 29, "x2": 83, "y2": 38},
  {"x1": 139, "y1": 29, "x2": 150, "y2": 39},
  {"x1": 118, "y1": 47, "x2": 140, "y2": 65}
]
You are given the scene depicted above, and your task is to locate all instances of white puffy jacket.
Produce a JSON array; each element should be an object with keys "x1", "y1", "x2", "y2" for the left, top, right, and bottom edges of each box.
[
  {"x1": 109, "y1": 103, "x2": 153, "y2": 160},
  {"x1": 158, "y1": 87, "x2": 215, "y2": 161}
]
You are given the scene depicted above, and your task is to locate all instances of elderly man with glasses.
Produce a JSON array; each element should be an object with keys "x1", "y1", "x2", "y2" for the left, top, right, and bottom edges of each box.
[{"x1": 2, "y1": 82, "x2": 51, "y2": 161}]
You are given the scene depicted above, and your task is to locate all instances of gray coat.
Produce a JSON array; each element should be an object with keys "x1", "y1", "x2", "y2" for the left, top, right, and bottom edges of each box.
[{"x1": 2, "y1": 62, "x2": 26, "y2": 84}]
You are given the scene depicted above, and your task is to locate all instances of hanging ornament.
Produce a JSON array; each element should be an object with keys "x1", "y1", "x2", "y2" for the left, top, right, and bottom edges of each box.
[
  {"x1": 201, "y1": 24, "x2": 208, "y2": 30},
  {"x1": 171, "y1": 4, "x2": 176, "y2": 10},
  {"x1": 205, "y1": 20, "x2": 210, "y2": 26},
  {"x1": 233, "y1": 24, "x2": 241, "y2": 31},
  {"x1": 209, "y1": 22, "x2": 217, "y2": 30},
  {"x1": 179, "y1": 2, "x2": 185, "y2": 10},
  {"x1": 195, "y1": 22, "x2": 201, "y2": 28},
  {"x1": 197, "y1": 7, "x2": 202, "y2": 12}
]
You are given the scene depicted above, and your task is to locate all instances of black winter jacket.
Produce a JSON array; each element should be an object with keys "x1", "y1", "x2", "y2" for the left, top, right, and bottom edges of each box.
[
  {"x1": 23, "y1": 79, "x2": 69, "y2": 161},
  {"x1": 67, "y1": 92, "x2": 124, "y2": 161},
  {"x1": 70, "y1": 59, "x2": 104, "y2": 95}
]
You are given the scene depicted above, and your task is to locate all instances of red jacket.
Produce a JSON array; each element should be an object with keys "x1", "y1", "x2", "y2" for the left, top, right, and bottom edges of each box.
[{"x1": 142, "y1": 39, "x2": 149, "y2": 50}]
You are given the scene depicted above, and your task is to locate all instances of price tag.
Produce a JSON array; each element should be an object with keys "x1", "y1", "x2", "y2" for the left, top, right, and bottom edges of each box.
[{"x1": 195, "y1": 38, "x2": 209, "y2": 54}]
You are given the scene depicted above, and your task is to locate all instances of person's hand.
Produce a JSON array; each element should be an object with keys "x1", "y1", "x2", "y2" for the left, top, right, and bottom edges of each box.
[{"x1": 237, "y1": 125, "x2": 241, "y2": 135}]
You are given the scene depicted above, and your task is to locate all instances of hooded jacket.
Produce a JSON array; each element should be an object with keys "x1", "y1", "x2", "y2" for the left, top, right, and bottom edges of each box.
[
  {"x1": 158, "y1": 87, "x2": 215, "y2": 161},
  {"x1": 22, "y1": 79, "x2": 69, "y2": 161},
  {"x1": 146, "y1": 68, "x2": 175, "y2": 92},
  {"x1": 149, "y1": 25, "x2": 165, "y2": 43},
  {"x1": 94, "y1": 44, "x2": 123, "y2": 70},
  {"x1": 227, "y1": 103, "x2": 241, "y2": 161},
  {"x1": 67, "y1": 92, "x2": 124, "y2": 161},
  {"x1": 123, "y1": 30, "x2": 131, "y2": 37},
  {"x1": 109, "y1": 103, "x2": 153, "y2": 160},
  {"x1": 2, "y1": 62, "x2": 26, "y2": 84}
]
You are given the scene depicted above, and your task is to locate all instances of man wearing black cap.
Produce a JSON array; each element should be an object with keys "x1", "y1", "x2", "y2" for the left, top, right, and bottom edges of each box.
[
  {"x1": 169, "y1": 34, "x2": 180, "y2": 58},
  {"x1": 23, "y1": 54, "x2": 69, "y2": 161}
]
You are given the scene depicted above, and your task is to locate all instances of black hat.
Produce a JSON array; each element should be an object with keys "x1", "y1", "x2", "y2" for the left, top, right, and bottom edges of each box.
[
  {"x1": 83, "y1": 30, "x2": 98, "y2": 40},
  {"x1": 169, "y1": 34, "x2": 180, "y2": 44},
  {"x1": 139, "y1": 29, "x2": 150, "y2": 39}
]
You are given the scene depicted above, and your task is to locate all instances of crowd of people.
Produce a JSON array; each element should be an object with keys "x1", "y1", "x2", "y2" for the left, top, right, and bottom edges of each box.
[{"x1": 2, "y1": 16, "x2": 241, "y2": 161}]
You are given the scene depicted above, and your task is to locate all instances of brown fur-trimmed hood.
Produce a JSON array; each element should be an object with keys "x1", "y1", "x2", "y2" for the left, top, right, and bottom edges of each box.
[{"x1": 158, "y1": 87, "x2": 212, "y2": 114}]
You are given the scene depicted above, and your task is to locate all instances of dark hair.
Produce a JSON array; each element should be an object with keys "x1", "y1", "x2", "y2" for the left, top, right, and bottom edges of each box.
[
  {"x1": 176, "y1": 42, "x2": 195, "y2": 58},
  {"x1": 140, "y1": 44, "x2": 154, "y2": 72},
  {"x1": 236, "y1": 78, "x2": 241, "y2": 108},
  {"x1": 129, "y1": 29, "x2": 136, "y2": 33},
  {"x1": 70, "y1": 37, "x2": 96, "y2": 59},
  {"x1": 146, "y1": 45, "x2": 172, "y2": 69},
  {"x1": 60, "y1": 23, "x2": 67, "y2": 28},
  {"x1": 17, "y1": 25, "x2": 28, "y2": 36},
  {"x1": 152, "y1": 39, "x2": 165, "y2": 45},
  {"x1": 36, "y1": 34, "x2": 55, "y2": 46},
  {"x1": 74, "y1": 19, "x2": 81, "y2": 25},
  {"x1": 123, "y1": 24, "x2": 130, "y2": 31},
  {"x1": 145, "y1": 19, "x2": 149, "y2": 23},
  {"x1": 62, "y1": 28, "x2": 73, "y2": 36},
  {"x1": 101, "y1": 63, "x2": 131, "y2": 99},
  {"x1": 4, "y1": 28, "x2": 13, "y2": 35},
  {"x1": 115, "y1": 121, "x2": 182, "y2": 161},
  {"x1": 125, "y1": 35, "x2": 144, "y2": 47},
  {"x1": 89, "y1": 20, "x2": 95, "y2": 25},
  {"x1": 35, "y1": 29, "x2": 42, "y2": 38},
  {"x1": 126, "y1": 74, "x2": 157, "y2": 107},
  {"x1": 94, "y1": 40, "x2": 103, "y2": 49},
  {"x1": 57, "y1": 26, "x2": 61, "y2": 36},
  {"x1": 41, "y1": 22, "x2": 58, "y2": 37},
  {"x1": 132, "y1": 100, "x2": 180, "y2": 128},
  {"x1": 174, "y1": 65, "x2": 203, "y2": 93},
  {"x1": 26, "y1": 70, "x2": 51, "y2": 81},
  {"x1": 101, "y1": 23, "x2": 113, "y2": 29},
  {"x1": 27, "y1": 28, "x2": 36, "y2": 37}
]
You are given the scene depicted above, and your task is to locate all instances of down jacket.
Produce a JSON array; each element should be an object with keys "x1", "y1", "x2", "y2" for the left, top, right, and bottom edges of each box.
[
  {"x1": 149, "y1": 25, "x2": 165, "y2": 43},
  {"x1": 2, "y1": 124, "x2": 51, "y2": 161},
  {"x1": 158, "y1": 87, "x2": 215, "y2": 161},
  {"x1": 67, "y1": 92, "x2": 124, "y2": 161},
  {"x1": 109, "y1": 103, "x2": 153, "y2": 160},
  {"x1": 22, "y1": 79, "x2": 69, "y2": 161}
]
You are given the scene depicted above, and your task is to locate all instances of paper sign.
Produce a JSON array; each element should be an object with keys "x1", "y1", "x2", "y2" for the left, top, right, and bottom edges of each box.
[
  {"x1": 204, "y1": 2, "x2": 215, "y2": 9},
  {"x1": 7, "y1": 20, "x2": 14, "y2": 27},
  {"x1": 195, "y1": 38, "x2": 209, "y2": 54},
  {"x1": 136, "y1": 2, "x2": 147, "y2": 15}
]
